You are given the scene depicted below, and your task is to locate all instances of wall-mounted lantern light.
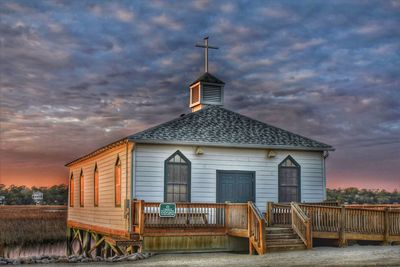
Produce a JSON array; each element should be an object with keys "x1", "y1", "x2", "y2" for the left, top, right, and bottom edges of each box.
[
  {"x1": 266, "y1": 150, "x2": 276, "y2": 158},
  {"x1": 195, "y1": 146, "x2": 204, "y2": 155}
]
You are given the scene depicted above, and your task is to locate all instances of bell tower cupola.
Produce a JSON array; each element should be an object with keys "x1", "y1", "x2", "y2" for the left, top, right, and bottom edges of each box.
[{"x1": 190, "y1": 37, "x2": 225, "y2": 112}]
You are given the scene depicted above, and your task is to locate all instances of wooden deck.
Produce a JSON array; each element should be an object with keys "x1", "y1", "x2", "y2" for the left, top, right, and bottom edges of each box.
[
  {"x1": 67, "y1": 201, "x2": 400, "y2": 257},
  {"x1": 130, "y1": 200, "x2": 400, "y2": 254}
]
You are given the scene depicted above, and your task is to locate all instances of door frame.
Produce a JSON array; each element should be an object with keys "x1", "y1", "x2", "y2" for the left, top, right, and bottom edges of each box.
[
  {"x1": 278, "y1": 155, "x2": 301, "y2": 203},
  {"x1": 216, "y1": 170, "x2": 256, "y2": 203}
]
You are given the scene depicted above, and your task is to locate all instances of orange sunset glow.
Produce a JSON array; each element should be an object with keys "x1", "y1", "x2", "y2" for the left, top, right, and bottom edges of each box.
[{"x1": 0, "y1": 1, "x2": 399, "y2": 191}]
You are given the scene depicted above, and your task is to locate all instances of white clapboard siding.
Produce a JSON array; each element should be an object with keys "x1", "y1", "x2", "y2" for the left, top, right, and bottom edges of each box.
[
  {"x1": 134, "y1": 144, "x2": 325, "y2": 212},
  {"x1": 68, "y1": 143, "x2": 132, "y2": 231}
]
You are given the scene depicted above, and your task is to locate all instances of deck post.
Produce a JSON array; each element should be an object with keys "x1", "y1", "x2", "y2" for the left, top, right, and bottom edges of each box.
[
  {"x1": 267, "y1": 201, "x2": 273, "y2": 226},
  {"x1": 66, "y1": 227, "x2": 72, "y2": 256},
  {"x1": 225, "y1": 203, "x2": 229, "y2": 234},
  {"x1": 102, "y1": 242, "x2": 109, "y2": 258},
  {"x1": 249, "y1": 239, "x2": 254, "y2": 255},
  {"x1": 138, "y1": 200, "x2": 145, "y2": 235},
  {"x1": 247, "y1": 202, "x2": 251, "y2": 237},
  {"x1": 383, "y1": 208, "x2": 389, "y2": 245},
  {"x1": 260, "y1": 218, "x2": 266, "y2": 254},
  {"x1": 78, "y1": 229, "x2": 83, "y2": 255},
  {"x1": 339, "y1": 206, "x2": 347, "y2": 247},
  {"x1": 95, "y1": 234, "x2": 103, "y2": 257},
  {"x1": 306, "y1": 219, "x2": 312, "y2": 249},
  {"x1": 82, "y1": 230, "x2": 91, "y2": 256}
]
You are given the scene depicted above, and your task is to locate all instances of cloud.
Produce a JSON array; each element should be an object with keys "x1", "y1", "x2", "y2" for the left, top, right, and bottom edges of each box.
[
  {"x1": 192, "y1": 0, "x2": 211, "y2": 11},
  {"x1": 356, "y1": 24, "x2": 381, "y2": 35},
  {"x1": 114, "y1": 8, "x2": 134, "y2": 22},
  {"x1": 151, "y1": 14, "x2": 182, "y2": 31},
  {"x1": 220, "y1": 3, "x2": 235, "y2": 13},
  {"x1": 261, "y1": 6, "x2": 292, "y2": 19},
  {"x1": 283, "y1": 70, "x2": 317, "y2": 81},
  {"x1": 391, "y1": 0, "x2": 400, "y2": 8},
  {"x1": 0, "y1": 0, "x2": 399, "y2": 190},
  {"x1": 291, "y1": 38, "x2": 326, "y2": 51},
  {"x1": 87, "y1": 3, "x2": 134, "y2": 22}
]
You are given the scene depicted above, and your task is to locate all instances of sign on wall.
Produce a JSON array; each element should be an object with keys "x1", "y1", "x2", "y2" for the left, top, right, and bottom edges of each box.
[{"x1": 159, "y1": 203, "x2": 176, "y2": 217}]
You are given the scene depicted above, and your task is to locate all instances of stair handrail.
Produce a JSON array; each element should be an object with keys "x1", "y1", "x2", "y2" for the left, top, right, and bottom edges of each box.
[
  {"x1": 290, "y1": 202, "x2": 312, "y2": 249},
  {"x1": 248, "y1": 201, "x2": 266, "y2": 255},
  {"x1": 267, "y1": 202, "x2": 291, "y2": 226}
]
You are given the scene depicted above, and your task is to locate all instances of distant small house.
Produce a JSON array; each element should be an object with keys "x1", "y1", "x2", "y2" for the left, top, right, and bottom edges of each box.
[
  {"x1": 0, "y1": 196, "x2": 5, "y2": 205},
  {"x1": 32, "y1": 191, "x2": 44, "y2": 205}
]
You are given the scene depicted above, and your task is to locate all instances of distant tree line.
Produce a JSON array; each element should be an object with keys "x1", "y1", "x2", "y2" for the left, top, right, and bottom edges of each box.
[
  {"x1": 0, "y1": 184, "x2": 67, "y2": 205},
  {"x1": 327, "y1": 188, "x2": 400, "y2": 204},
  {"x1": 0, "y1": 184, "x2": 399, "y2": 205}
]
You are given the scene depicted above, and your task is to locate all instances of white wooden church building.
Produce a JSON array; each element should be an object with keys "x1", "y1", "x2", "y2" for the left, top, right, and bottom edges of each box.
[{"x1": 66, "y1": 40, "x2": 333, "y2": 249}]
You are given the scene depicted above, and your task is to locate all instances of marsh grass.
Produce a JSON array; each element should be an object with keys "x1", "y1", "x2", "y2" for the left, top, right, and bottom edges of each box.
[{"x1": 0, "y1": 206, "x2": 67, "y2": 246}]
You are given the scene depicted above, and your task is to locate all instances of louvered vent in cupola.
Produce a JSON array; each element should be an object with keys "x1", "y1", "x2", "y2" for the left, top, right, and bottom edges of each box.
[{"x1": 203, "y1": 85, "x2": 222, "y2": 103}]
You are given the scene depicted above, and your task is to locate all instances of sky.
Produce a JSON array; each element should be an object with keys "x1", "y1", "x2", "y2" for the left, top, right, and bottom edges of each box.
[{"x1": 0, "y1": 0, "x2": 399, "y2": 190}]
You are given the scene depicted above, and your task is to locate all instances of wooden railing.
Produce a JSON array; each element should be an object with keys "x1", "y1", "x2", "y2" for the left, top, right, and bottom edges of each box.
[
  {"x1": 143, "y1": 202, "x2": 225, "y2": 228},
  {"x1": 345, "y1": 204, "x2": 400, "y2": 209},
  {"x1": 266, "y1": 202, "x2": 291, "y2": 226},
  {"x1": 266, "y1": 201, "x2": 340, "y2": 226},
  {"x1": 297, "y1": 204, "x2": 400, "y2": 244},
  {"x1": 299, "y1": 204, "x2": 341, "y2": 232},
  {"x1": 131, "y1": 200, "x2": 265, "y2": 254},
  {"x1": 132, "y1": 201, "x2": 251, "y2": 232},
  {"x1": 132, "y1": 200, "x2": 399, "y2": 253},
  {"x1": 291, "y1": 203, "x2": 312, "y2": 249},
  {"x1": 388, "y1": 209, "x2": 400, "y2": 236},
  {"x1": 248, "y1": 202, "x2": 266, "y2": 255},
  {"x1": 345, "y1": 208, "x2": 384, "y2": 234},
  {"x1": 307, "y1": 201, "x2": 340, "y2": 207}
]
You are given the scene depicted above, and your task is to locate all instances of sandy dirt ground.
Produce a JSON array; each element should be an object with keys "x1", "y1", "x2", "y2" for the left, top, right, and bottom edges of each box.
[{"x1": 37, "y1": 245, "x2": 400, "y2": 267}]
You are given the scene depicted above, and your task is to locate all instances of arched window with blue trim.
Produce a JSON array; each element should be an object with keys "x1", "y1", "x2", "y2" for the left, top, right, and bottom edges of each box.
[
  {"x1": 278, "y1": 155, "x2": 301, "y2": 202},
  {"x1": 164, "y1": 151, "x2": 191, "y2": 202}
]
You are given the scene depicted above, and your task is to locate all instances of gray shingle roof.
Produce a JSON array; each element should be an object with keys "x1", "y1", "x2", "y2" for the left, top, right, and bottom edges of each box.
[
  {"x1": 128, "y1": 105, "x2": 333, "y2": 151},
  {"x1": 190, "y1": 72, "x2": 225, "y2": 86}
]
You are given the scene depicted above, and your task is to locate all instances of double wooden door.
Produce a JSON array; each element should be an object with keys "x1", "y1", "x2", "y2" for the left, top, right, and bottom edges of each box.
[{"x1": 217, "y1": 170, "x2": 255, "y2": 203}]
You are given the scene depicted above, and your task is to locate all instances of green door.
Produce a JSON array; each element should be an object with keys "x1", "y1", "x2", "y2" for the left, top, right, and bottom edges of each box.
[{"x1": 217, "y1": 171, "x2": 255, "y2": 203}]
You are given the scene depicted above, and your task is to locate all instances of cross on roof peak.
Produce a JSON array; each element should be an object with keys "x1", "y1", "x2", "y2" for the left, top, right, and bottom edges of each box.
[{"x1": 195, "y1": 37, "x2": 218, "y2": 73}]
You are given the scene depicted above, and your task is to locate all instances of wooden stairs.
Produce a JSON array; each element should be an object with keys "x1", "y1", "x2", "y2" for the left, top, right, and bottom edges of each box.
[{"x1": 265, "y1": 226, "x2": 306, "y2": 252}]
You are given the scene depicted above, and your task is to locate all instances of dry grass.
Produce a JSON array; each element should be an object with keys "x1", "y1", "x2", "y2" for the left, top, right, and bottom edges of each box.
[{"x1": 0, "y1": 205, "x2": 67, "y2": 246}]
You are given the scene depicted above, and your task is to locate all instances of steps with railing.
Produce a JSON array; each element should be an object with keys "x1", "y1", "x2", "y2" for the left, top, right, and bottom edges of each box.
[
  {"x1": 263, "y1": 202, "x2": 312, "y2": 252},
  {"x1": 265, "y1": 226, "x2": 306, "y2": 252}
]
